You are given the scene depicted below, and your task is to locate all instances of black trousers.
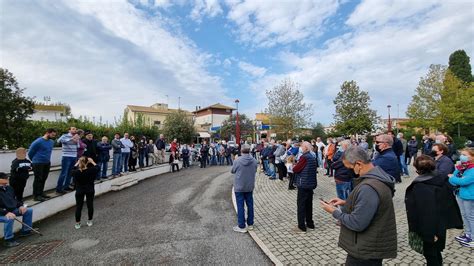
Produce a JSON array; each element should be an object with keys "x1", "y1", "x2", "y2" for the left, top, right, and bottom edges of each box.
[
  {"x1": 10, "y1": 178, "x2": 27, "y2": 202},
  {"x1": 326, "y1": 159, "x2": 334, "y2": 176},
  {"x1": 276, "y1": 162, "x2": 287, "y2": 180},
  {"x1": 171, "y1": 163, "x2": 180, "y2": 172},
  {"x1": 288, "y1": 173, "x2": 295, "y2": 189},
  {"x1": 75, "y1": 191, "x2": 94, "y2": 222},
  {"x1": 297, "y1": 188, "x2": 314, "y2": 230},
  {"x1": 346, "y1": 255, "x2": 382, "y2": 266},
  {"x1": 423, "y1": 241, "x2": 443, "y2": 266},
  {"x1": 200, "y1": 154, "x2": 207, "y2": 168},
  {"x1": 32, "y1": 163, "x2": 51, "y2": 197}
]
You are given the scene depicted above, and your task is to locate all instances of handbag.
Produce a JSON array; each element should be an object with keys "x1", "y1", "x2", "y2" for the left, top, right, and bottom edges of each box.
[{"x1": 408, "y1": 231, "x2": 424, "y2": 254}]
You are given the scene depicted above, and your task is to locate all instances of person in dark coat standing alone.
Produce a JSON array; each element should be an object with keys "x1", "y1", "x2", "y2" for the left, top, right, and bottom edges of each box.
[{"x1": 405, "y1": 155, "x2": 463, "y2": 266}]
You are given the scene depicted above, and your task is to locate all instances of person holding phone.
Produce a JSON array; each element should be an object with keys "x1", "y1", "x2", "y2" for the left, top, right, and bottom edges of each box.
[
  {"x1": 72, "y1": 156, "x2": 99, "y2": 229},
  {"x1": 320, "y1": 146, "x2": 397, "y2": 265}
]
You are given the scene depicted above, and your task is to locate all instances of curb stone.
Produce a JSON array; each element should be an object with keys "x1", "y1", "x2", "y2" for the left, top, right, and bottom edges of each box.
[{"x1": 231, "y1": 187, "x2": 283, "y2": 266}]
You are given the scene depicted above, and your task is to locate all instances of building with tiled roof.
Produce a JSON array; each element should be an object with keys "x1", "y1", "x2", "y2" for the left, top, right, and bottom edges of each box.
[
  {"x1": 125, "y1": 103, "x2": 193, "y2": 128},
  {"x1": 192, "y1": 103, "x2": 235, "y2": 137}
]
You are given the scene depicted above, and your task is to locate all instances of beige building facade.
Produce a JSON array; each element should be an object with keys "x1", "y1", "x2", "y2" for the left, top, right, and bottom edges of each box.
[{"x1": 125, "y1": 103, "x2": 193, "y2": 128}]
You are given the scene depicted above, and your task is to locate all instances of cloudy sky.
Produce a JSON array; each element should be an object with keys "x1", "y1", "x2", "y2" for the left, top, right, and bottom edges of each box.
[{"x1": 1, "y1": 0, "x2": 473, "y2": 125}]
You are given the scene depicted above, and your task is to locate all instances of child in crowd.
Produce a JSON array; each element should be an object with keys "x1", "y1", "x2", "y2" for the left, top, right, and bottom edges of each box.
[
  {"x1": 286, "y1": 155, "x2": 296, "y2": 190},
  {"x1": 72, "y1": 156, "x2": 99, "y2": 229},
  {"x1": 169, "y1": 152, "x2": 179, "y2": 172},
  {"x1": 10, "y1": 148, "x2": 32, "y2": 203}
]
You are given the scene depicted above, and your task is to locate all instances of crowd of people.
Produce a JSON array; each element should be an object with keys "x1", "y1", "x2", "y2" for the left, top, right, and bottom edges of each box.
[{"x1": 231, "y1": 132, "x2": 474, "y2": 266}]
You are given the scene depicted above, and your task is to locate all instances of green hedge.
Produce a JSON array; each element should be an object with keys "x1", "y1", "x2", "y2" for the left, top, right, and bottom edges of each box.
[{"x1": 4, "y1": 118, "x2": 160, "y2": 150}]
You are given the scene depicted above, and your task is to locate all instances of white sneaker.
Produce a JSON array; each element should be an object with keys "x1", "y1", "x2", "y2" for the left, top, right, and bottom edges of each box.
[
  {"x1": 87, "y1": 220, "x2": 93, "y2": 227},
  {"x1": 247, "y1": 225, "x2": 254, "y2": 231},
  {"x1": 75, "y1": 223, "x2": 81, "y2": 229},
  {"x1": 233, "y1": 226, "x2": 247, "y2": 233}
]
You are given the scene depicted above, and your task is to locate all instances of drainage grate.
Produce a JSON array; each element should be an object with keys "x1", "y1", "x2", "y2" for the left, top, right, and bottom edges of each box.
[{"x1": 0, "y1": 240, "x2": 63, "y2": 263}]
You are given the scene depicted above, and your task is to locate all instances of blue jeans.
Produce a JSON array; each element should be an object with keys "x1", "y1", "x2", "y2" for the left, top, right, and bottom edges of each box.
[
  {"x1": 264, "y1": 160, "x2": 276, "y2": 178},
  {"x1": 235, "y1": 192, "x2": 254, "y2": 229},
  {"x1": 122, "y1": 152, "x2": 130, "y2": 172},
  {"x1": 99, "y1": 161, "x2": 108, "y2": 178},
  {"x1": 336, "y1": 181, "x2": 352, "y2": 200},
  {"x1": 56, "y1": 156, "x2": 77, "y2": 191},
  {"x1": 399, "y1": 154, "x2": 409, "y2": 176},
  {"x1": 219, "y1": 156, "x2": 225, "y2": 165},
  {"x1": 317, "y1": 152, "x2": 323, "y2": 168},
  {"x1": 138, "y1": 150, "x2": 146, "y2": 168},
  {"x1": 457, "y1": 196, "x2": 474, "y2": 237},
  {"x1": 226, "y1": 155, "x2": 233, "y2": 166},
  {"x1": 112, "y1": 153, "x2": 122, "y2": 175},
  {"x1": 0, "y1": 208, "x2": 33, "y2": 240},
  {"x1": 210, "y1": 155, "x2": 217, "y2": 165}
]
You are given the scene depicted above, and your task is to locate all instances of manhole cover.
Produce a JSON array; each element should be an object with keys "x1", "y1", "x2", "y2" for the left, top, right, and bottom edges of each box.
[{"x1": 0, "y1": 240, "x2": 63, "y2": 263}]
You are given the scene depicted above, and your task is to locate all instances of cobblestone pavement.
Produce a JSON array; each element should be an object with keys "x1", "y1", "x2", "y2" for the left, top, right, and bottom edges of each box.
[{"x1": 252, "y1": 166, "x2": 473, "y2": 265}]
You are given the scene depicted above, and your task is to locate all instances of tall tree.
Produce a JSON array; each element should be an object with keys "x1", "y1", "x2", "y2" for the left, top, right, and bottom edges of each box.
[
  {"x1": 265, "y1": 78, "x2": 313, "y2": 138},
  {"x1": 448, "y1": 50, "x2": 473, "y2": 83},
  {"x1": 439, "y1": 69, "x2": 474, "y2": 136},
  {"x1": 162, "y1": 110, "x2": 196, "y2": 144},
  {"x1": 219, "y1": 113, "x2": 254, "y2": 140},
  {"x1": 333, "y1": 80, "x2": 378, "y2": 135},
  {"x1": 311, "y1": 122, "x2": 327, "y2": 139},
  {"x1": 406, "y1": 64, "x2": 446, "y2": 130},
  {"x1": 0, "y1": 68, "x2": 35, "y2": 149}
]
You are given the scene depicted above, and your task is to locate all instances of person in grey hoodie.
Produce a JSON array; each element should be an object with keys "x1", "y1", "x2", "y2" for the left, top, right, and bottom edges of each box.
[
  {"x1": 320, "y1": 146, "x2": 397, "y2": 265},
  {"x1": 231, "y1": 144, "x2": 258, "y2": 233}
]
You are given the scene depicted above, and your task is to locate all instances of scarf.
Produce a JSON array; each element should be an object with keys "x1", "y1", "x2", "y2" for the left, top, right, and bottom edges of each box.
[{"x1": 455, "y1": 162, "x2": 474, "y2": 177}]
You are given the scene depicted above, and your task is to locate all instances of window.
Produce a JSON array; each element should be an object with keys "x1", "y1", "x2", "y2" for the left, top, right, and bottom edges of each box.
[{"x1": 154, "y1": 121, "x2": 161, "y2": 126}]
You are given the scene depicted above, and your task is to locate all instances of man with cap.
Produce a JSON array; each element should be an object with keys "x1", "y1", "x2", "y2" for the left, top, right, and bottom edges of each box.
[{"x1": 0, "y1": 172, "x2": 35, "y2": 247}]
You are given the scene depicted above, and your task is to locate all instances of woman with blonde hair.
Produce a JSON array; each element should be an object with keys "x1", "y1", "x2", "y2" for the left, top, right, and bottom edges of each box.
[{"x1": 72, "y1": 156, "x2": 99, "y2": 229}]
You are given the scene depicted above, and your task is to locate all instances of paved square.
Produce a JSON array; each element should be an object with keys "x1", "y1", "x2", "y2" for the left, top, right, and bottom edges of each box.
[{"x1": 251, "y1": 167, "x2": 473, "y2": 265}]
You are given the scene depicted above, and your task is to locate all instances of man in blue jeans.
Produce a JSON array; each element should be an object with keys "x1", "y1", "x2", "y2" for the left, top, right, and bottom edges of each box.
[
  {"x1": 231, "y1": 144, "x2": 258, "y2": 233},
  {"x1": 56, "y1": 127, "x2": 79, "y2": 194},
  {"x1": 0, "y1": 173, "x2": 34, "y2": 247}
]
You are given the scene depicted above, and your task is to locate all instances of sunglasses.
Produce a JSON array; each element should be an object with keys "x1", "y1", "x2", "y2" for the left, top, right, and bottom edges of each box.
[{"x1": 375, "y1": 141, "x2": 386, "y2": 144}]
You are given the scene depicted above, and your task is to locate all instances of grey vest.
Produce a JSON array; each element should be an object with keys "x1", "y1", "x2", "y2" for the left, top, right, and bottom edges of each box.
[{"x1": 338, "y1": 178, "x2": 397, "y2": 260}]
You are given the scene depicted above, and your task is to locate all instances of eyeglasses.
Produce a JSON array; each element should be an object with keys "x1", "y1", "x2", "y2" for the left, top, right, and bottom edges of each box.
[{"x1": 375, "y1": 141, "x2": 386, "y2": 144}]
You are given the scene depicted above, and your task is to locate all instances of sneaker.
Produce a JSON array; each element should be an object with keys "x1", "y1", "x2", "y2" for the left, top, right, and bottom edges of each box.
[
  {"x1": 75, "y1": 223, "x2": 81, "y2": 230},
  {"x1": 455, "y1": 234, "x2": 470, "y2": 243},
  {"x1": 292, "y1": 227, "x2": 307, "y2": 234},
  {"x1": 86, "y1": 220, "x2": 93, "y2": 227},
  {"x1": 247, "y1": 225, "x2": 254, "y2": 231},
  {"x1": 3, "y1": 239, "x2": 20, "y2": 248},
  {"x1": 34, "y1": 196, "x2": 46, "y2": 202},
  {"x1": 460, "y1": 240, "x2": 474, "y2": 247},
  {"x1": 233, "y1": 226, "x2": 247, "y2": 233},
  {"x1": 19, "y1": 230, "x2": 33, "y2": 237}
]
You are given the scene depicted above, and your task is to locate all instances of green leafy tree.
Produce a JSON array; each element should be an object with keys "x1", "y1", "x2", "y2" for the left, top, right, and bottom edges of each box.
[
  {"x1": 311, "y1": 122, "x2": 326, "y2": 139},
  {"x1": 439, "y1": 70, "x2": 474, "y2": 136},
  {"x1": 406, "y1": 64, "x2": 446, "y2": 131},
  {"x1": 333, "y1": 80, "x2": 378, "y2": 135},
  {"x1": 220, "y1": 113, "x2": 254, "y2": 140},
  {"x1": 448, "y1": 50, "x2": 473, "y2": 83},
  {"x1": 162, "y1": 110, "x2": 196, "y2": 144},
  {"x1": 265, "y1": 78, "x2": 313, "y2": 138},
  {"x1": 0, "y1": 68, "x2": 35, "y2": 149}
]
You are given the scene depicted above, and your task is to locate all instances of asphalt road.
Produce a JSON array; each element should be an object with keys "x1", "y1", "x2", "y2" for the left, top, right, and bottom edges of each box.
[{"x1": 0, "y1": 166, "x2": 270, "y2": 265}]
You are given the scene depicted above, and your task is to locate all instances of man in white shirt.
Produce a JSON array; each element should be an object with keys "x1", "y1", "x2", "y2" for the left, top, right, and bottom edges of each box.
[{"x1": 120, "y1": 133, "x2": 134, "y2": 173}]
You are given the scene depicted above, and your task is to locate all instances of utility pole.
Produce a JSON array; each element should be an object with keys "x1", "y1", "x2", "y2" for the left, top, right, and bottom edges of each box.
[
  {"x1": 235, "y1": 99, "x2": 240, "y2": 145},
  {"x1": 178, "y1": 96, "x2": 181, "y2": 110}
]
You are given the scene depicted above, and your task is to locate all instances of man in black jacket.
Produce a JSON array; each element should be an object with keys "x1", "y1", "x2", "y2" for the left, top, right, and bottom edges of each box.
[
  {"x1": 0, "y1": 172, "x2": 34, "y2": 247},
  {"x1": 83, "y1": 131, "x2": 98, "y2": 163},
  {"x1": 155, "y1": 134, "x2": 166, "y2": 164},
  {"x1": 200, "y1": 141, "x2": 210, "y2": 168}
]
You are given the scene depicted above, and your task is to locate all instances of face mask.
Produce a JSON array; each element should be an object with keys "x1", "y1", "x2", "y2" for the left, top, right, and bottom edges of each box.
[
  {"x1": 375, "y1": 145, "x2": 382, "y2": 153},
  {"x1": 430, "y1": 150, "x2": 438, "y2": 157},
  {"x1": 435, "y1": 140, "x2": 441, "y2": 144},
  {"x1": 460, "y1": 155, "x2": 470, "y2": 163}
]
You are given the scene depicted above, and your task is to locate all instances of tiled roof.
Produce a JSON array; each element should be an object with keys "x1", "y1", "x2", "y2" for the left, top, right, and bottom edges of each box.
[
  {"x1": 193, "y1": 103, "x2": 235, "y2": 113},
  {"x1": 126, "y1": 105, "x2": 192, "y2": 115}
]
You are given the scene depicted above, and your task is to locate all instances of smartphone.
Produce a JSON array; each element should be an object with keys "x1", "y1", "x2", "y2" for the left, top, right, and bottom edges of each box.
[{"x1": 319, "y1": 197, "x2": 329, "y2": 204}]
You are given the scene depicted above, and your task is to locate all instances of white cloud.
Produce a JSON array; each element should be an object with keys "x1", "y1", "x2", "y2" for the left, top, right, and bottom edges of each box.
[
  {"x1": 238, "y1": 61, "x2": 267, "y2": 77},
  {"x1": 0, "y1": 0, "x2": 229, "y2": 123},
  {"x1": 190, "y1": 0, "x2": 223, "y2": 23},
  {"x1": 225, "y1": 0, "x2": 340, "y2": 47},
  {"x1": 247, "y1": 0, "x2": 474, "y2": 124}
]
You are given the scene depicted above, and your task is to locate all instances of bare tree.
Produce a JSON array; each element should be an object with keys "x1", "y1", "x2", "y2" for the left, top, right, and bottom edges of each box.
[{"x1": 265, "y1": 78, "x2": 313, "y2": 138}]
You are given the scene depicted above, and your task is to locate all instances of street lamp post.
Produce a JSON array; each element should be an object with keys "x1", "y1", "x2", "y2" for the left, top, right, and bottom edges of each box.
[
  {"x1": 387, "y1": 104, "x2": 392, "y2": 132},
  {"x1": 235, "y1": 99, "x2": 240, "y2": 145}
]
